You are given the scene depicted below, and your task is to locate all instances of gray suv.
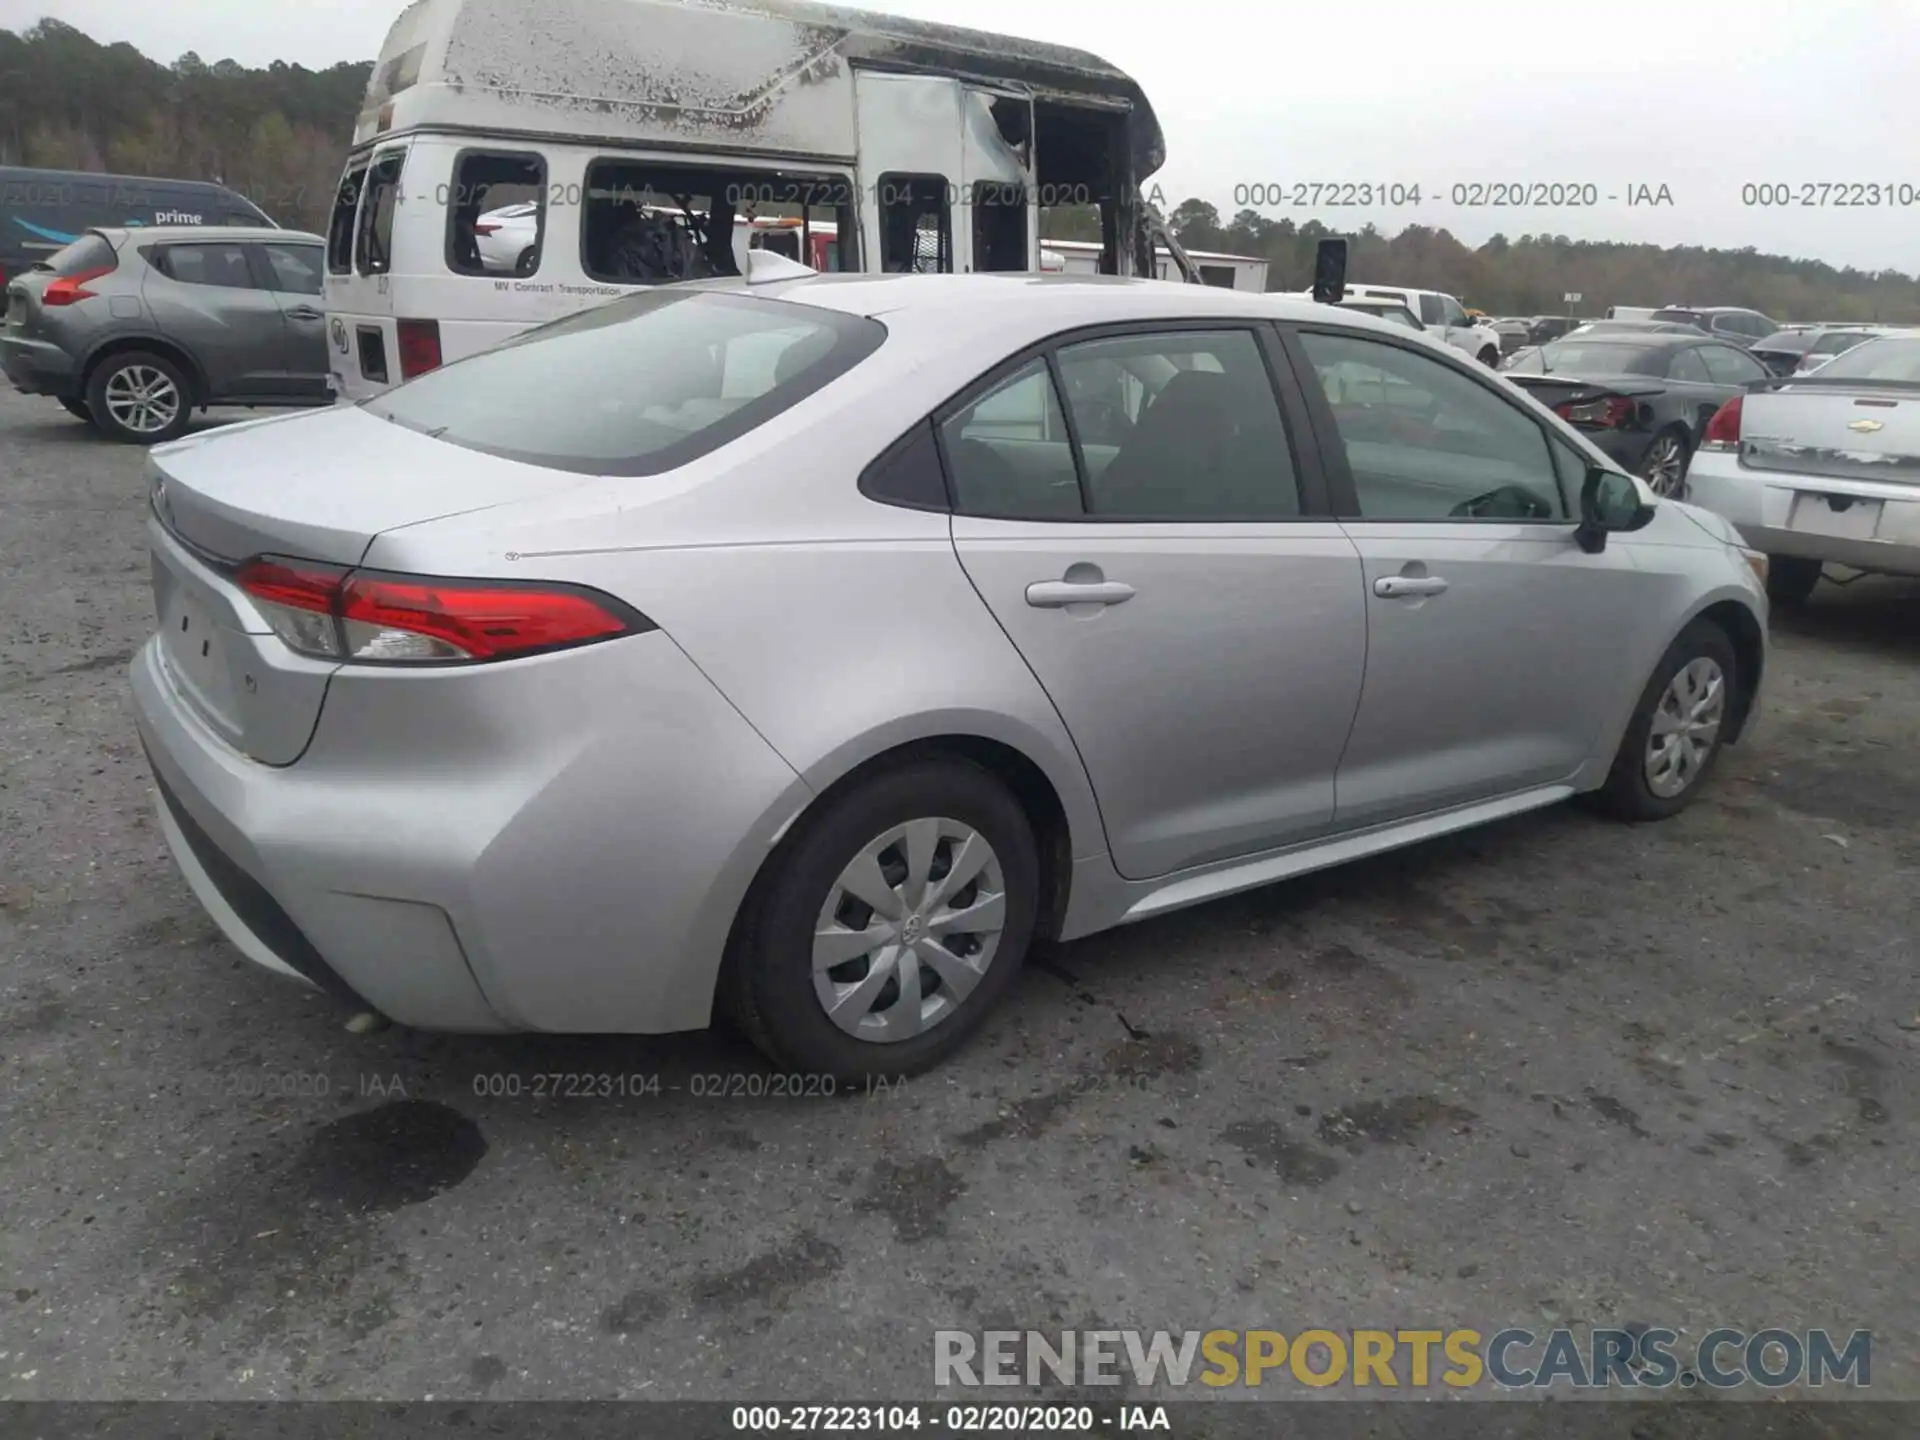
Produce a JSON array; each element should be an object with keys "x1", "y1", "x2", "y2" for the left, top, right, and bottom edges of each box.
[{"x1": 2, "y1": 225, "x2": 330, "y2": 443}]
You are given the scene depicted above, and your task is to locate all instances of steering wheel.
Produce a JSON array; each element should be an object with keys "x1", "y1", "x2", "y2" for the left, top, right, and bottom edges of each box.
[{"x1": 1449, "y1": 485, "x2": 1555, "y2": 520}]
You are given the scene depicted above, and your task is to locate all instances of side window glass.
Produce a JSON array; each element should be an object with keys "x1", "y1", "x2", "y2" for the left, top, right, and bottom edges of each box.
[
  {"x1": 940, "y1": 359, "x2": 1082, "y2": 517},
  {"x1": 1299, "y1": 330, "x2": 1568, "y2": 522},
  {"x1": 355, "y1": 150, "x2": 405, "y2": 276},
  {"x1": 971, "y1": 181, "x2": 1027, "y2": 273},
  {"x1": 260, "y1": 244, "x2": 323, "y2": 295},
  {"x1": 1702, "y1": 345, "x2": 1765, "y2": 384},
  {"x1": 1669, "y1": 348, "x2": 1711, "y2": 383},
  {"x1": 1057, "y1": 329, "x2": 1300, "y2": 519},
  {"x1": 154, "y1": 242, "x2": 259, "y2": 290},
  {"x1": 327, "y1": 166, "x2": 365, "y2": 275},
  {"x1": 446, "y1": 151, "x2": 545, "y2": 277},
  {"x1": 878, "y1": 173, "x2": 951, "y2": 273},
  {"x1": 1419, "y1": 294, "x2": 1445, "y2": 326}
]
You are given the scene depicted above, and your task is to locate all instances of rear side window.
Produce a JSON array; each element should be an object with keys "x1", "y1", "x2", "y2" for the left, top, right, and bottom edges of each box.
[
  {"x1": 149, "y1": 242, "x2": 259, "y2": 290},
  {"x1": 355, "y1": 150, "x2": 406, "y2": 276},
  {"x1": 362, "y1": 290, "x2": 886, "y2": 476},
  {"x1": 446, "y1": 150, "x2": 545, "y2": 278},
  {"x1": 45, "y1": 233, "x2": 117, "y2": 277},
  {"x1": 328, "y1": 164, "x2": 365, "y2": 275}
]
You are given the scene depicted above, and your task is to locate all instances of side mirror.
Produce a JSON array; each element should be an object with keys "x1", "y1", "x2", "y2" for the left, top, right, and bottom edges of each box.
[
  {"x1": 1312, "y1": 237, "x2": 1348, "y2": 305},
  {"x1": 1575, "y1": 466, "x2": 1656, "y2": 553}
]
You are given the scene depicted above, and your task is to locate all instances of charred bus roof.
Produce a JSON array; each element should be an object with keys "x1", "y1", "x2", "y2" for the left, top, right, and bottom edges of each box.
[{"x1": 356, "y1": 0, "x2": 1167, "y2": 180}]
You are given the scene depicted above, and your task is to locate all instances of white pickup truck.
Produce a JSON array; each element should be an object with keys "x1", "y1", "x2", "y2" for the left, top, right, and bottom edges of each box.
[{"x1": 1337, "y1": 284, "x2": 1502, "y2": 366}]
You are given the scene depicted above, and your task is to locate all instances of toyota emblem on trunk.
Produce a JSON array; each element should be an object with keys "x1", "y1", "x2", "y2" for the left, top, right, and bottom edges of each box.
[{"x1": 330, "y1": 317, "x2": 348, "y2": 353}]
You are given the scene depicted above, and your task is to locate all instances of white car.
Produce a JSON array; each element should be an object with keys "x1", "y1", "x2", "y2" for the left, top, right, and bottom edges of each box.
[
  {"x1": 1339, "y1": 284, "x2": 1502, "y2": 367},
  {"x1": 473, "y1": 203, "x2": 540, "y2": 272}
]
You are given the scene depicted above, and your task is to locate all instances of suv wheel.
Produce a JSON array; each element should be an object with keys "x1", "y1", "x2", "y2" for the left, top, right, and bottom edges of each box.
[
  {"x1": 1589, "y1": 619, "x2": 1738, "y2": 821},
  {"x1": 1765, "y1": 555, "x2": 1823, "y2": 607},
  {"x1": 723, "y1": 758, "x2": 1039, "y2": 1084},
  {"x1": 87, "y1": 352, "x2": 191, "y2": 444}
]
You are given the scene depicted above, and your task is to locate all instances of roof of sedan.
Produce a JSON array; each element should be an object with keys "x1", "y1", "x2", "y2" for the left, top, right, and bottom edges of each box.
[{"x1": 715, "y1": 272, "x2": 1388, "y2": 327}]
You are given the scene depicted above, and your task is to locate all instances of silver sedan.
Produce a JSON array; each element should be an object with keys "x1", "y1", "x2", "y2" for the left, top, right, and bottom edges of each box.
[{"x1": 131, "y1": 274, "x2": 1770, "y2": 1080}]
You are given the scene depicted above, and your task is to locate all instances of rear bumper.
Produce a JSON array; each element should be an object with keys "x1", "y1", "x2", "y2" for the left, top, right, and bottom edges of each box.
[
  {"x1": 1687, "y1": 448, "x2": 1920, "y2": 576},
  {"x1": 130, "y1": 622, "x2": 813, "y2": 1035},
  {"x1": 1, "y1": 335, "x2": 80, "y2": 397}
]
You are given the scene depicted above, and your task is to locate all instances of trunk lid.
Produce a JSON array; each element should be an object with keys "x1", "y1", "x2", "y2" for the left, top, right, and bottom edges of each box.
[
  {"x1": 1737, "y1": 383, "x2": 1920, "y2": 486},
  {"x1": 146, "y1": 405, "x2": 594, "y2": 765},
  {"x1": 1506, "y1": 374, "x2": 1667, "y2": 409},
  {"x1": 148, "y1": 403, "x2": 584, "y2": 566}
]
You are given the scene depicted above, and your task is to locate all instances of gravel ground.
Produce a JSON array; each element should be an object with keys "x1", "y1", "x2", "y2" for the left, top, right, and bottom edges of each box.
[{"x1": 1, "y1": 386, "x2": 1916, "y2": 1403}]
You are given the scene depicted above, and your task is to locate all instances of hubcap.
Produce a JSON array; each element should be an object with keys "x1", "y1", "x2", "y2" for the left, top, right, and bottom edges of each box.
[
  {"x1": 812, "y1": 817, "x2": 1007, "y2": 1044},
  {"x1": 103, "y1": 365, "x2": 181, "y2": 435},
  {"x1": 1644, "y1": 657, "x2": 1726, "y2": 799},
  {"x1": 1641, "y1": 435, "x2": 1686, "y2": 498}
]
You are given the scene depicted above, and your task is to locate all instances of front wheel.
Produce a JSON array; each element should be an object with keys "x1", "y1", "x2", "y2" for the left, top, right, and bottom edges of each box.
[
  {"x1": 1588, "y1": 619, "x2": 1738, "y2": 821},
  {"x1": 722, "y1": 759, "x2": 1040, "y2": 1084},
  {"x1": 1765, "y1": 555, "x2": 1823, "y2": 607}
]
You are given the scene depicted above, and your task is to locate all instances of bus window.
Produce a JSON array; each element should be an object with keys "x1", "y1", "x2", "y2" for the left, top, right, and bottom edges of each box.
[
  {"x1": 878, "y1": 174, "x2": 950, "y2": 273},
  {"x1": 972, "y1": 181, "x2": 1026, "y2": 272},
  {"x1": 446, "y1": 150, "x2": 546, "y2": 277},
  {"x1": 355, "y1": 150, "x2": 406, "y2": 276},
  {"x1": 329, "y1": 163, "x2": 366, "y2": 275}
]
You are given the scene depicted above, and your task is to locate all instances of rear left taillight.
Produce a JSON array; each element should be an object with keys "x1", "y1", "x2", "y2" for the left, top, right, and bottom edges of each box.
[
  {"x1": 473, "y1": 222, "x2": 501, "y2": 236},
  {"x1": 42, "y1": 265, "x2": 115, "y2": 306},
  {"x1": 1701, "y1": 394, "x2": 1744, "y2": 451},
  {"x1": 396, "y1": 318, "x2": 442, "y2": 379},
  {"x1": 236, "y1": 556, "x2": 654, "y2": 665},
  {"x1": 1554, "y1": 395, "x2": 1636, "y2": 429}
]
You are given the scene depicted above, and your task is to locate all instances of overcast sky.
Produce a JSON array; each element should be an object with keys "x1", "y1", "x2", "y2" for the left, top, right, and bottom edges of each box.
[{"x1": 6, "y1": 0, "x2": 1917, "y2": 272}]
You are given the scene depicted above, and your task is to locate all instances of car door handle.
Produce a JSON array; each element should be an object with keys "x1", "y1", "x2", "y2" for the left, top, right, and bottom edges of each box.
[
  {"x1": 285, "y1": 306, "x2": 323, "y2": 321},
  {"x1": 1374, "y1": 575, "x2": 1449, "y2": 598},
  {"x1": 1026, "y1": 579, "x2": 1136, "y2": 608}
]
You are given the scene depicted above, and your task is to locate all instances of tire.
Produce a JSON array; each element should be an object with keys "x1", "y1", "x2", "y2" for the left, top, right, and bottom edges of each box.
[
  {"x1": 1765, "y1": 555, "x2": 1823, "y2": 607},
  {"x1": 58, "y1": 396, "x2": 94, "y2": 423},
  {"x1": 1588, "y1": 619, "x2": 1739, "y2": 822},
  {"x1": 1637, "y1": 427, "x2": 1692, "y2": 499},
  {"x1": 515, "y1": 246, "x2": 537, "y2": 275},
  {"x1": 722, "y1": 758, "x2": 1040, "y2": 1084},
  {"x1": 86, "y1": 351, "x2": 192, "y2": 445},
  {"x1": 1478, "y1": 347, "x2": 1500, "y2": 368}
]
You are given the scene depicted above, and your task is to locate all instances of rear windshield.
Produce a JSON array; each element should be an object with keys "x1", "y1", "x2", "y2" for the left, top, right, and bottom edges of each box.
[
  {"x1": 43, "y1": 232, "x2": 117, "y2": 276},
  {"x1": 362, "y1": 289, "x2": 887, "y2": 476},
  {"x1": 1797, "y1": 336, "x2": 1920, "y2": 383},
  {"x1": 1509, "y1": 342, "x2": 1667, "y2": 377},
  {"x1": 1650, "y1": 309, "x2": 1704, "y2": 326},
  {"x1": 1808, "y1": 330, "x2": 1873, "y2": 357},
  {"x1": 1754, "y1": 331, "x2": 1814, "y2": 354}
]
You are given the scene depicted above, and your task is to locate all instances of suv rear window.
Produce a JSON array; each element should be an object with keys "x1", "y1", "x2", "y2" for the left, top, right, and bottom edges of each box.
[
  {"x1": 45, "y1": 233, "x2": 117, "y2": 276},
  {"x1": 362, "y1": 289, "x2": 886, "y2": 476}
]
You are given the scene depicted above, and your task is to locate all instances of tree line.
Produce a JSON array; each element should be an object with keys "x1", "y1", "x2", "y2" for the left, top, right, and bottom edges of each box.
[{"x1": 4, "y1": 17, "x2": 1915, "y2": 322}]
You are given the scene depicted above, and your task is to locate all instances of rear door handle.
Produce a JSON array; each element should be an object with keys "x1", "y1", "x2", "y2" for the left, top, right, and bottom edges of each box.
[
  {"x1": 1026, "y1": 579, "x2": 1135, "y2": 608},
  {"x1": 1374, "y1": 575, "x2": 1449, "y2": 598},
  {"x1": 286, "y1": 306, "x2": 323, "y2": 321}
]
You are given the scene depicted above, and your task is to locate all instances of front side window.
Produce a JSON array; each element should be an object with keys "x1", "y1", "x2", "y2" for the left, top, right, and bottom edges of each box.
[
  {"x1": 151, "y1": 242, "x2": 259, "y2": 290},
  {"x1": 1299, "y1": 330, "x2": 1567, "y2": 522},
  {"x1": 1700, "y1": 345, "x2": 1767, "y2": 384},
  {"x1": 878, "y1": 173, "x2": 951, "y2": 273},
  {"x1": 362, "y1": 290, "x2": 885, "y2": 476},
  {"x1": 260, "y1": 243, "x2": 324, "y2": 295},
  {"x1": 446, "y1": 151, "x2": 545, "y2": 277},
  {"x1": 355, "y1": 150, "x2": 406, "y2": 276}
]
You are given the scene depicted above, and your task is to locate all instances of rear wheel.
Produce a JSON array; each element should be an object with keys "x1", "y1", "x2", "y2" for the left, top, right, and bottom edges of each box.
[
  {"x1": 58, "y1": 396, "x2": 94, "y2": 423},
  {"x1": 1765, "y1": 555, "x2": 1823, "y2": 607},
  {"x1": 722, "y1": 758, "x2": 1040, "y2": 1084},
  {"x1": 87, "y1": 351, "x2": 191, "y2": 444},
  {"x1": 1638, "y1": 428, "x2": 1691, "y2": 498},
  {"x1": 1589, "y1": 619, "x2": 1737, "y2": 821}
]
